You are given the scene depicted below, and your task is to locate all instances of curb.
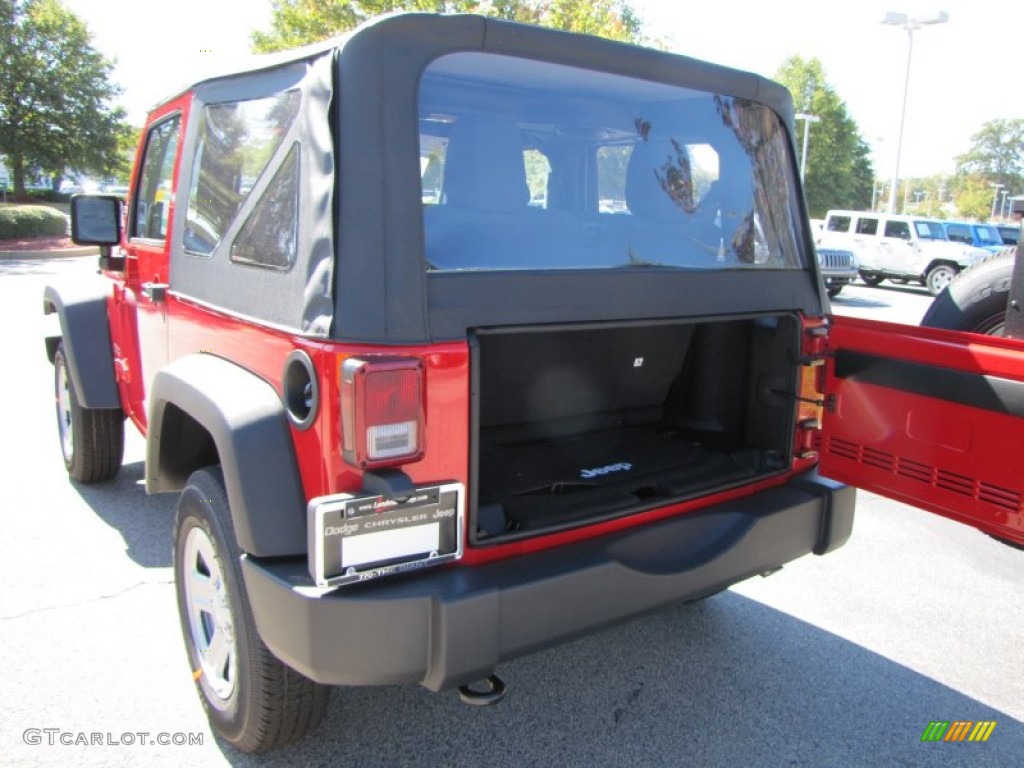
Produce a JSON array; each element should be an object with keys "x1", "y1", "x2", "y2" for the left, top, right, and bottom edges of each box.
[{"x1": 0, "y1": 246, "x2": 98, "y2": 259}]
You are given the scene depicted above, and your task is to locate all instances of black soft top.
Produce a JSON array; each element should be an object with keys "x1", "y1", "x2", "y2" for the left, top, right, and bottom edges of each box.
[{"x1": 165, "y1": 14, "x2": 821, "y2": 343}]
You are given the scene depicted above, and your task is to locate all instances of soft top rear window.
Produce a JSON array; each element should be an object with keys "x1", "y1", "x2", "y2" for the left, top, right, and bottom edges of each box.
[{"x1": 418, "y1": 53, "x2": 803, "y2": 272}]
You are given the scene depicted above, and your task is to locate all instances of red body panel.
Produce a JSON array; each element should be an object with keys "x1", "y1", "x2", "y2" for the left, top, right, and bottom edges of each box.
[
  {"x1": 822, "y1": 316, "x2": 1024, "y2": 545},
  {"x1": 163, "y1": 297, "x2": 819, "y2": 566},
  {"x1": 165, "y1": 295, "x2": 472, "y2": 519}
]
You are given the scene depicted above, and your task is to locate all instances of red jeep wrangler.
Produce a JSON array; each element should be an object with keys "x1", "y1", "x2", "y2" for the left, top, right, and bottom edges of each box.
[{"x1": 47, "y1": 13, "x2": 1023, "y2": 752}]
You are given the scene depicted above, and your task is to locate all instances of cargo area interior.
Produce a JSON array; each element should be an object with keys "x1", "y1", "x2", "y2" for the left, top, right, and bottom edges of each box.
[{"x1": 472, "y1": 315, "x2": 800, "y2": 541}]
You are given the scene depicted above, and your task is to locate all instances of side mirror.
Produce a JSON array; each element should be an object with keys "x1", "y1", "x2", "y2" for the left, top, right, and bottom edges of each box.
[{"x1": 70, "y1": 194, "x2": 122, "y2": 246}]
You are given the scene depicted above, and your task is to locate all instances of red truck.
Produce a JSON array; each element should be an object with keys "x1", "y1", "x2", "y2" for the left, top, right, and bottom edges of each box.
[{"x1": 47, "y1": 13, "x2": 1023, "y2": 752}]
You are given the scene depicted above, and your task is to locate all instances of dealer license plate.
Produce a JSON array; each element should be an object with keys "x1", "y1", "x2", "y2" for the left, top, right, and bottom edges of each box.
[{"x1": 307, "y1": 482, "x2": 463, "y2": 588}]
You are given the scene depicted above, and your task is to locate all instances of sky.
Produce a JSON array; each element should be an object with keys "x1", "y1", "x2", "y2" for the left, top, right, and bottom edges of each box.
[{"x1": 63, "y1": 0, "x2": 1023, "y2": 180}]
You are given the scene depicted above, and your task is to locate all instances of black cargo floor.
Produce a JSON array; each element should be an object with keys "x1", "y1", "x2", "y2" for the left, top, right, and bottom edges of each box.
[{"x1": 478, "y1": 425, "x2": 759, "y2": 532}]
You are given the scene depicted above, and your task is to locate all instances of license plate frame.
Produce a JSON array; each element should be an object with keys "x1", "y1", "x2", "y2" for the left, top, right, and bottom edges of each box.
[{"x1": 307, "y1": 482, "x2": 463, "y2": 588}]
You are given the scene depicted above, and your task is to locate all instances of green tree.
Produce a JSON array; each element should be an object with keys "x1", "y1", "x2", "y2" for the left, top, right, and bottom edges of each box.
[
  {"x1": 773, "y1": 56, "x2": 874, "y2": 218},
  {"x1": 252, "y1": 0, "x2": 644, "y2": 53},
  {"x1": 954, "y1": 118, "x2": 1024, "y2": 212},
  {"x1": 953, "y1": 174, "x2": 999, "y2": 221},
  {"x1": 0, "y1": 0, "x2": 127, "y2": 196},
  {"x1": 956, "y1": 119, "x2": 1024, "y2": 182}
]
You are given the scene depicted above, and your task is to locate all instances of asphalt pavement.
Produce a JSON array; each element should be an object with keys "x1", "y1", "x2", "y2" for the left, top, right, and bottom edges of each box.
[{"x1": 1, "y1": 258, "x2": 1021, "y2": 767}]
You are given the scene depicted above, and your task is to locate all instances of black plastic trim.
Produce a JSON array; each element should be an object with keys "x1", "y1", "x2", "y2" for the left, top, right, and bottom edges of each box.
[
  {"x1": 147, "y1": 354, "x2": 307, "y2": 556},
  {"x1": 790, "y1": 469, "x2": 855, "y2": 555},
  {"x1": 834, "y1": 349, "x2": 1024, "y2": 418},
  {"x1": 428, "y1": 270, "x2": 821, "y2": 343},
  {"x1": 282, "y1": 349, "x2": 318, "y2": 430},
  {"x1": 241, "y1": 473, "x2": 855, "y2": 690},
  {"x1": 42, "y1": 283, "x2": 121, "y2": 409}
]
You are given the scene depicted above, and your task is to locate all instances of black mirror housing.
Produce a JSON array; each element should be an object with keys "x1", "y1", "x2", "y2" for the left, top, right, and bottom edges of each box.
[{"x1": 70, "y1": 194, "x2": 122, "y2": 246}]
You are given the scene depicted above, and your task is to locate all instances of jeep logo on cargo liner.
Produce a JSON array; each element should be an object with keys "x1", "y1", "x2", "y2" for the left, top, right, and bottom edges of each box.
[{"x1": 580, "y1": 462, "x2": 633, "y2": 479}]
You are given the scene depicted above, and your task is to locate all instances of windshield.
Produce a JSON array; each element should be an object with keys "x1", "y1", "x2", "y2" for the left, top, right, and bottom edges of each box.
[
  {"x1": 975, "y1": 225, "x2": 1003, "y2": 245},
  {"x1": 418, "y1": 53, "x2": 803, "y2": 272},
  {"x1": 913, "y1": 220, "x2": 946, "y2": 240}
]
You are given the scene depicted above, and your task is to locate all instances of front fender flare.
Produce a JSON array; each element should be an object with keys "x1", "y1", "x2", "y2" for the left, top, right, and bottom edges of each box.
[
  {"x1": 147, "y1": 354, "x2": 307, "y2": 556},
  {"x1": 42, "y1": 282, "x2": 120, "y2": 409}
]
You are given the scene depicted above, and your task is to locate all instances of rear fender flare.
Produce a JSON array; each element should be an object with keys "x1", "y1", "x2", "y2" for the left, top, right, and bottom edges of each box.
[{"x1": 147, "y1": 354, "x2": 307, "y2": 556}]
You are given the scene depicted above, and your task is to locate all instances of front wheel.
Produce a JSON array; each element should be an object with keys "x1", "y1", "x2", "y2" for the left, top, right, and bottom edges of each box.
[
  {"x1": 861, "y1": 274, "x2": 884, "y2": 286},
  {"x1": 53, "y1": 342, "x2": 123, "y2": 483},
  {"x1": 173, "y1": 467, "x2": 329, "y2": 752},
  {"x1": 925, "y1": 263, "x2": 958, "y2": 296},
  {"x1": 827, "y1": 285, "x2": 843, "y2": 298}
]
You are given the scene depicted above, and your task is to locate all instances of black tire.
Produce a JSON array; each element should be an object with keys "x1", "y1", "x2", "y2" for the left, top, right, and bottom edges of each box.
[
  {"x1": 861, "y1": 274, "x2": 884, "y2": 286},
  {"x1": 173, "y1": 467, "x2": 329, "y2": 752},
  {"x1": 827, "y1": 285, "x2": 842, "y2": 298},
  {"x1": 920, "y1": 249, "x2": 1014, "y2": 336},
  {"x1": 924, "y1": 262, "x2": 958, "y2": 296},
  {"x1": 53, "y1": 342, "x2": 123, "y2": 483}
]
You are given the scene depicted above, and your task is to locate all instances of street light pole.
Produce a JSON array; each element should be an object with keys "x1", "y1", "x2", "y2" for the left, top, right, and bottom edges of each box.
[
  {"x1": 795, "y1": 113, "x2": 820, "y2": 184},
  {"x1": 990, "y1": 183, "x2": 1005, "y2": 221},
  {"x1": 882, "y1": 11, "x2": 949, "y2": 214}
]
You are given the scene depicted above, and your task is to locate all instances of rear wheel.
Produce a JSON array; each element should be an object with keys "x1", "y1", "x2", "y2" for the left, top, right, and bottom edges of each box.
[
  {"x1": 53, "y1": 342, "x2": 123, "y2": 483},
  {"x1": 925, "y1": 263, "x2": 958, "y2": 296},
  {"x1": 174, "y1": 467, "x2": 329, "y2": 752}
]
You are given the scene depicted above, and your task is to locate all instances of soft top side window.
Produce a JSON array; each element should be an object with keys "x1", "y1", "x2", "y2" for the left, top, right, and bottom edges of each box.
[
  {"x1": 230, "y1": 143, "x2": 300, "y2": 270},
  {"x1": 184, "y1": 90, "x2": 301, "y2": 256}
]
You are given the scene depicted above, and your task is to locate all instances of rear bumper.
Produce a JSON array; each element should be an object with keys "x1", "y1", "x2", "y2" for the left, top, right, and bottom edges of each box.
[{"x1": 242, "y1": 471, "x2": 854, "y2": 691}]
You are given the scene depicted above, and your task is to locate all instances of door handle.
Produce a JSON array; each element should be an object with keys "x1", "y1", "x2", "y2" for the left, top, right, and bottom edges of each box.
[{"x1": 141, "y1": 282, "x2": 169, "y2": 303}]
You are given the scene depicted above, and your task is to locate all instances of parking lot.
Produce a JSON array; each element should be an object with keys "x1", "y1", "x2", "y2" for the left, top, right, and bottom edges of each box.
[{"x1": 2, "y1": 256, "x2": 1022, "y2": 767}]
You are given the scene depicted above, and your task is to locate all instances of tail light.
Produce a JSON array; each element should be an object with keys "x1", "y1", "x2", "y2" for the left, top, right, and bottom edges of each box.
[{"x1": 340, "y1": 357, "x2": 425, "y2": 469}]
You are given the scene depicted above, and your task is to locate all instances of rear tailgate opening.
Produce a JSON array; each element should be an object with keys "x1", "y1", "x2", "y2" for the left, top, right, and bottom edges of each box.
[{"x1": 471, "y1": 314, "x2": 802, "y2": 542}]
